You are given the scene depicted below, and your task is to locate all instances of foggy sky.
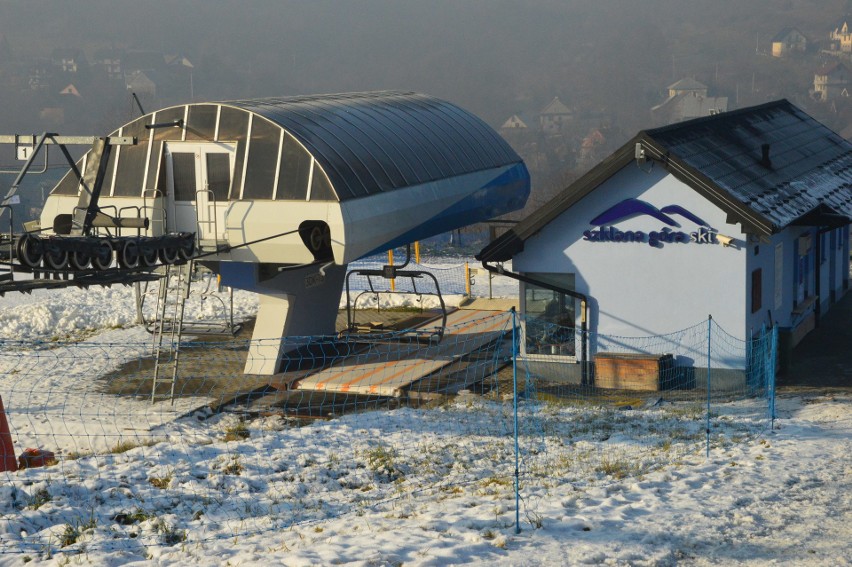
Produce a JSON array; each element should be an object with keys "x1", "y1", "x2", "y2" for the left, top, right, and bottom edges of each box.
[{"x1": 1, "y1": 0, "x2": 844, "y2": 128}]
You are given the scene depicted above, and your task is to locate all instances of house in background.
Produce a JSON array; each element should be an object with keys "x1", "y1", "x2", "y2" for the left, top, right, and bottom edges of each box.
[
  {"x1": 652, "y1": 78, "x2": 728, "y2": 125},
  {"x1": 829, "y1": 15, "x2": 852, "y2": 53},
  {"x1": 50, "y1": 48, "x2": 87, "y2": 74},
  {"x1": 478, "y1": 100, "x2": 851, "y2": 381},
  {"x1": 539, "y1": 97, "x2": 573, "y2": 134},
  {"x1": 93, "y1": 48, "x2": 124, "y2": 79},
  {"x1": 771, "y1": 27, "x2": 808, "y2": 57},
  {"x1": 125, "y1": 69, "x2": 157, "y2": 99},
  {"x1": 27, "y1": 59, "x2": 51, "y2": 91},
  {"x1": 500, "y1": 114, "x2": 529, "y2": 132},
  {"x1": 666, "y1": 77, "x2": 708, "y2": 98},
  {"x1": 813, "y1": 62, "x2": 851, "y2": 101}
]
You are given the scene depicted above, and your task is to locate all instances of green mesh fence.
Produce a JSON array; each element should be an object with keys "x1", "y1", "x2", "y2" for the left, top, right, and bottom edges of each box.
[{"x1": 0, "y1": 311, "x2": 774, "y2": 558}]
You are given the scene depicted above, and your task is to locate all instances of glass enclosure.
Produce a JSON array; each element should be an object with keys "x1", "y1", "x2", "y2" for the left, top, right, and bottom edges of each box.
[
  {"x1": 51, "y1": 104, "x2": 324, "y2": 203},
  {"x1": 523, "y1": 273, "x2": 576, "y2": 357}
]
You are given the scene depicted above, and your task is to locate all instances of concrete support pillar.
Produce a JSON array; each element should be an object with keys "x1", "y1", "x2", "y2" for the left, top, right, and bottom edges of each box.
[{"x1": 243, "y1": 263, "x2": 347, "y2": 375}]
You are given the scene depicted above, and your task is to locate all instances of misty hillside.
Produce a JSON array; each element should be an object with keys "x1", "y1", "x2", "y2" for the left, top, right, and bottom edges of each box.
[{"x1": 0, "y1": 0, "x2": 850, "y2": 210}]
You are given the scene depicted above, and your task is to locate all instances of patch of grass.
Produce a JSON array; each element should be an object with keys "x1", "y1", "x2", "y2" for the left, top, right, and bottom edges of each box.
[
  {"x1": 222, "y1": 455, "x2": 243, "y2": 476},
  {"x1": 665, "y1": 404, "x2": 705, "y2": 420},
  {"x1": 595, "y1": 456, "x2": 640, "y2": 480},
  {"x1": 149, "y1": 474, "x2": 172, "y2": 489},
  {"x1": 59, "y1": 524, "x2": 79, "y2": 548},
  {"x1": 365, "y1": 444, "x2": 404, "y2": 482},
  {"x1": 112, "y1": 508, "x2": 153, "y2": 525},
  {"x1": 152, "y1": 518, "x2": 186, "y2": 546},
  {"x1": 27, "y1": 488, "x2": 51, "y2": 510},
  {"x1": 223, "y1": 422, "x2": 250, "y2": 442},
  {"x1": 109, "y1": 437, "x2": 159, "y2": 454},
  {"x1": 65, "y1": 450, "x2": 91, "y2": 461}
]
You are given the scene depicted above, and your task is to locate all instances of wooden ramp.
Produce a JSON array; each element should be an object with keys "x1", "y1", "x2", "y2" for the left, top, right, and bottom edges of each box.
[{"x1": 294, "y1": 309, "x2": 512, "y2": 396}]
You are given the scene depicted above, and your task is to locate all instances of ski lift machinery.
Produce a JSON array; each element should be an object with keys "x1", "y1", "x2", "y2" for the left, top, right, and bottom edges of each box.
[
  {"x1": 342, "y1": 244, "x2": 448, "y2": 344},
  {"x1": 36, "y1": 91, "x2": 531, "y2": 374}
]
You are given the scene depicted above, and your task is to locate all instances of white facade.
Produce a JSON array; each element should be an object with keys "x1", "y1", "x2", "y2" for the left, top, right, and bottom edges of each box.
[{"x1": 512, "y1": 163, "x2": 850, "y2": 367}]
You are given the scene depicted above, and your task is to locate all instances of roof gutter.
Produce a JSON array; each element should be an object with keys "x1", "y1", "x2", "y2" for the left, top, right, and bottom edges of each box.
[{"x1": 480, "y1": 260, "x2": 591, "y2": 386}]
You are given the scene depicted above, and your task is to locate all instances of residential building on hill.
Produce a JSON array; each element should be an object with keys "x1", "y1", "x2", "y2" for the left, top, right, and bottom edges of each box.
[
  {"x1": 772, "y1": 27, "x2": 808, "y2": 57},
  {"x1": 813, "y1": 62, "x2": 851, "y2": 101}
]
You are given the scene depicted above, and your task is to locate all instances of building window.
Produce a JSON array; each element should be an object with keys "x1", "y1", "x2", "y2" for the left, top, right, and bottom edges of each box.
[
  {"x1": 795, "y1": 234, "x2": 812, "y2": 304},
  {"x1": 522, "y1": 273, "x2": 575, "y2": 357},
  {"x1": 751, "y1": 269, "x2": 762, "y2": 313}
]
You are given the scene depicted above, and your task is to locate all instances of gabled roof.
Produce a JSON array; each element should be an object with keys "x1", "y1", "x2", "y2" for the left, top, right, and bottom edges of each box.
[
  {"x1": 652, "y1": 93, "x2": 728, "y2": 123},
  {"x1": 540, "y1": 97, "x2": 572, "y2": 116},
  {"x1": 501, "y1": 114, "x2": 529, "y2": 129},
  {"x1": 833, "y1": 15, "x2": 852, "y2": 31},
  {"x1": 772, "y1": 27, "x2": 806, "y2": 42},
  {"x1": 478, "y1": 100, "x2": 852, "y2": 262},
  {"x1": 667, "y1": 77, "x2": 707, "y2": 91},
  {"x1": 816, "y1": 61, "x2": 848, "y2": 76}
]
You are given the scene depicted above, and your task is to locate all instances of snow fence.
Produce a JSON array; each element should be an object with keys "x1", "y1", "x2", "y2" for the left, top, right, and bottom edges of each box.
[{"x1": 0, "y1": 313, "x2": 775, "y2": 558}]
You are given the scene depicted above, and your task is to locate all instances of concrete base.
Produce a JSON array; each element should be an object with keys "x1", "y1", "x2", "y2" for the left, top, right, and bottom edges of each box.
[{"x1": 235, "y1": 263, "x2": 347, "y2": 375}]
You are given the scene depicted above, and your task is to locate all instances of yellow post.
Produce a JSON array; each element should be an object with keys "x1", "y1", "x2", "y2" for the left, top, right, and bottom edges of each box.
[
  {"x1": 414, "y1": 241, "x2": 421, "y2": 264},
  {"x1": 465, "y1": 262, "x2": 471, "y2": 296},
  {"x1": 388, "y1": 249, "x2": 395, "y2": 291}
]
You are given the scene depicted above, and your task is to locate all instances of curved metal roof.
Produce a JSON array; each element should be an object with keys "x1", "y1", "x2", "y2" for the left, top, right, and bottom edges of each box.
[{"x1": 224, "y1": 91, "x2": 523, "y2": 201}]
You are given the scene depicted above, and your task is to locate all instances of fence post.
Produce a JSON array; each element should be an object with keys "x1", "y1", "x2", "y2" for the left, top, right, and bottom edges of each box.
[
  {"x1": 770, "y1": 325, "x2": 778, "y2": 429},
  {"x1": 512, "y1": 307, "x2": 521, "y2": 534},
  {"x1": 706, "y1": 314, "x2": 712, "y2": 459}
]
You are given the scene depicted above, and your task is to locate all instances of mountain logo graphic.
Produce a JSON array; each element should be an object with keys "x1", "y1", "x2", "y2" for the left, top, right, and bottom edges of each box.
[{"x1": 590, "y1": 198, "x2": 709, "y2": 228}]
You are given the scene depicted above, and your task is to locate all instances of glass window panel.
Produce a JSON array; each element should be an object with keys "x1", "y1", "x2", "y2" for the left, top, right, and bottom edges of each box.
[
  {"x1": 751, "y1": 269, "x2": 762, "y2": 313},
  {"x1": 523, "y1": 273, "x2": 576, "y2": 357},
  {"x1": 100, "y1": 129, "x2": 120, "y2": 196},
  {"x1": 113, "y1": 119, "x2": 149, "y2": 197},
  {"x1": 53, "y1": 168, "x2": 81, "y2": 195},
  {"x1": 242, "y1": 118, "x2": 279, "y2": 200},
  {"x1": 218, "y1": 107, "x2": 249, "y2": 199},
  {"x1": 146, "y1": 107, "x2": 185, "y2": 192},
  {"x1": 185, "y1": 104, "x2": 217, "y2": 141},
  {"x1": 309, "y1": 164, "x2": 336, "y2": 201},
  {"x1": 172, "y1": 153, "x2": 197, "y2": 202},
  {"x1": 206, "y1": 153, "x2": 231, "y2": 202},
  {"x1": 276, "y1": 133, "x2": 312, "y2": 200}
]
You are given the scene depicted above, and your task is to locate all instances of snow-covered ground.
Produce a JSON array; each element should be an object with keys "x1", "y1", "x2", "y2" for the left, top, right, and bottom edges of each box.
[{"x1": 0, "y1": 260, "x2": 848, "y2": 566}]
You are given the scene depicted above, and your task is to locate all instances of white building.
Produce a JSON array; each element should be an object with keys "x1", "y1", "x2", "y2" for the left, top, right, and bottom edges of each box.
[{"x1": 478, "y1": 100, "x2": 851, "y2": 378}]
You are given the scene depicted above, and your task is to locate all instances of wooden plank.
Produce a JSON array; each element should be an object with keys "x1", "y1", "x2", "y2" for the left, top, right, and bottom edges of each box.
[{"x1": 295, "y1": 310, "x2": 511, "y2": 396}]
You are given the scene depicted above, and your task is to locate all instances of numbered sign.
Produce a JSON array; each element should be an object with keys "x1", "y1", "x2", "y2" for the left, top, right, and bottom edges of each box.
[{"x1": 16, "y1": 144, "x2": 35, "y2": 161}]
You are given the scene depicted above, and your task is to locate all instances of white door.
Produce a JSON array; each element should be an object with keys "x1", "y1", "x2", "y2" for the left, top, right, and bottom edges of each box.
[{"x1": 164, "y1": 142, "x2": 234, "y2": 241}]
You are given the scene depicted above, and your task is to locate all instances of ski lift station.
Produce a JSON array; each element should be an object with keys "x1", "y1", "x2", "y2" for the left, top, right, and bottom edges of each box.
[{"x1": 38, "y1": 91, "x2": 530, "y2": 374}]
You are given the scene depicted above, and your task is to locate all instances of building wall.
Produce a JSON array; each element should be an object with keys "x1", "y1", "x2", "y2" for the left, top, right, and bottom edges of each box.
[
  {"x1": 745, "y1": 225, "x2": 849, "y2": 348},
  {"x1": 514, "y1": 163, "x2": 747, "y2": 342}
]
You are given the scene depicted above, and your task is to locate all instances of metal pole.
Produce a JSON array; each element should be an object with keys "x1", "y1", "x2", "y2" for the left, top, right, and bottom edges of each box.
[
  {"x1": 134, "y1": 282, "x2": 144, "y2": 324},
  {"x1": 706, "y1": 314, "x2": 712, "y2": 459},
  {"x1": 388, "y1": 249, "x2": 395, "y2": 292},
  {"x1": 770, "y1": 325, "x2": 778, "y2": 428},
  {"x1": 512, "y1": 307, "x2": 520, "y2": 534}
]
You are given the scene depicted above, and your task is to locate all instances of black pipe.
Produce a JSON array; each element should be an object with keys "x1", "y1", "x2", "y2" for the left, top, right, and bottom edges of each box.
[{"x1": 480, "y1": 261, "x2": 591, "y2": 386}]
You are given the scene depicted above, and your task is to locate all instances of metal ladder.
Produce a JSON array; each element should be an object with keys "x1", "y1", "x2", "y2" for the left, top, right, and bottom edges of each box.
[{"x1": 151, "y1": 259, "x2": 193, "y2": 403}]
